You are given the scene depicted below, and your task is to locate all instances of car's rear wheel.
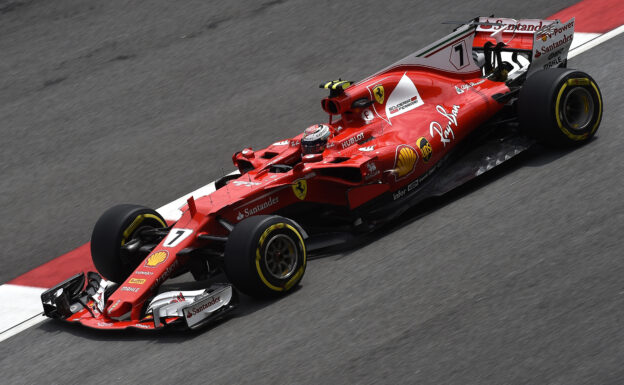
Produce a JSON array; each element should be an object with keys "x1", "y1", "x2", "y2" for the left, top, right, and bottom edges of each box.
[
  {"x1": 91, "y1": 204, "x2": 167, "y2": 283},
  {"x1": 224, "y1": 215, "x2": 307, "y2": 298},
  {"x1": 518, "y1": 68, "x2": 603, "y2": 146}
]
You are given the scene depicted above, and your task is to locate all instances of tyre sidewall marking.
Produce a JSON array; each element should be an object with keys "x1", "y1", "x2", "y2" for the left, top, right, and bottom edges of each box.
[
  {"x1": 255, "y1": 223, "x2": 306, "y2": 292},
  {"x1": 121, "y1": 213, "x2": 166, "y2": 245},
  {"x1": 554, "y1": 77, "x2": 602, "y2": 141},
  {"x1": 588, "y1": 81, "x2": 603, "y2": 135}
]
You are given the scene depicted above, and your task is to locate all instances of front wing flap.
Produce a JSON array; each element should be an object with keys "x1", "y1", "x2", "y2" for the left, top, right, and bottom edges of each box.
[{"x1": 41, "y1": 272, "x2": 237, "y2": 330}]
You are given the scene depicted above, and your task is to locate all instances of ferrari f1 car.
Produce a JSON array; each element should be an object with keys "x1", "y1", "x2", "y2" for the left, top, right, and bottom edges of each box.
[{"x1": 42, "y1": 16, "x2": 602, "y2": 330}]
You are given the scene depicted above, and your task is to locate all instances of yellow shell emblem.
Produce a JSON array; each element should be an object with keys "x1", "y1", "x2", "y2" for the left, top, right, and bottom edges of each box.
[
  {"x1": 417, "y1": 137, "x2": 433, "y2": 162},
  {"x1": 145, "y1": 250, "x2": 168, "y2": 267},
  {"x1": 394, "y1": 145, "x2": 418, "y2": 179},
  {"x1": 292, "y1": 179, "x2": 307, "y2": 200},
  {"x1": 373, "y1": 84, "x2": 385, "y2": 104}
]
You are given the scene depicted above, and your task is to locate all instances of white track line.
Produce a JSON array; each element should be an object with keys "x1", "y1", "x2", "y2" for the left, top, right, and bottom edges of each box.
[
  {"x1": 570, "y1": 32, "x2": 600, "y2": 51},
  {"x1": 0, "y1": 285, "x2": 47, "y2": 342},
  {"x1": 2, "y1": 26, "x2": 623, "y2": 343},
  {"x1": 569, "y1": 25, "x2": 624, "y2": 58}
]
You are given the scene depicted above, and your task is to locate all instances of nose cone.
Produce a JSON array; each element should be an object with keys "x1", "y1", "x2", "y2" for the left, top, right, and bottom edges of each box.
[{"x1": 106, "y1": 299, "x2": 132, "y2": 320}]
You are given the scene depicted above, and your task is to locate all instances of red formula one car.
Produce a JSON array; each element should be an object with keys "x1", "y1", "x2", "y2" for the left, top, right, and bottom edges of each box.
[{"x1": 42, "y1": 16, "x2": 602, "y2": 330}]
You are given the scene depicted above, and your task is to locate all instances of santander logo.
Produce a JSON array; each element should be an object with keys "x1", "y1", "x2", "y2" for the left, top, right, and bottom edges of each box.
[{"x1": 187, "y1": 296, "x2": 221, "y2": 318}]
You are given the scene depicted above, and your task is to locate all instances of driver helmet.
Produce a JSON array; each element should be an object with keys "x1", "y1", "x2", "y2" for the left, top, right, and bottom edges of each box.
[{"x1": 301, "y1": 124, "x2": 331, "y2": 154}]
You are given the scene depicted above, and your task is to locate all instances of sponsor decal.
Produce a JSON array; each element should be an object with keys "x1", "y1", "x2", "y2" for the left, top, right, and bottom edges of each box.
[
  {"x1": 133, "y1": 323, "x2": 150, "y2": 329},
  {"x1": 292, "y1": 179, "x2": 307, "y2": 200},
  {"x1": 341, "y1": 132, "x2": 365, "y2": 149},
  {"x1": 532, "y1": 19, "x2": 574, "y2": 69},
  {"x1": 273, "y1": 140, "x2": 289, "y2": 145},
  {"x1": 548, "y1": 48, "x2": 564, "y2": 60},
  {"x1": 534, "y1": 33, "x2": 573, "y2": 58},
  {"x1": 393, "y1": 145, "x2": 419, "y2": 179},
  {"x1": 233, "y1": 180, "x2": 261, "y2": 187},
  {"x1": 478, "y1": 18, "x2": 548, "y2": 33},
  {"x1": 153, "y1": 260, "x2": 180, "y2": 289},
  {"x1": 109, "y1": 299, "x2": 121, "y2": 311},
  {"x1": 169, "y1": 292, "x2": 186, "y2": 304},
  {"x1": 392, "y1": 162, "x2": 442, "y2": 200},
  {"x1": 388, "y1": 96, "x2": 421, "y2": 115},
  {"x1": 373, "y1": 84, "x2": 385, "y2": 104},
  {"x1": 385, "y1": 73, "x2": 424, "y2": 119},
  {"x1": 128, "y1": 278, "x2": 145, "y2": 285},
  {"x1": 237, "y1": 196, "x2": 280, "y2": 221},
  {"x1": 361, "y1": 108, "x2": 374, "y2": 123},
  {"x1": 145, "y1": 250, "x2": 169, "y2": 268},
  {"x1": 536, "y1": 19, "x2": 575, "y2": 42},
  {"x1": 454, "y1": 79, "x2": 486, "y2": 94},
  {"x1": 88, "y1": 300, "x2": 100, "y2": 314},
  {"x1": 393, "y1": 188, "x2": 407, "y2": 200},
  {"x1": 97, "y1": 322, "x2": 113, "y2": 327},
  {"x1": 134, "y1": 271, "x2": 154, "y2": 276},
  {"x1": 186, "y1": 296, "x2": 221, "y2": 319},
  {"x1": 541, "y1": 55, "x2": 563, "y2": 68},
  {"x1": 430, "y1": 105, "x2": 459, "y2": 147},
  {"x1": 359, "y1": 146, "x2": 375, "y2": 152},
  {"x1": 121, "y1": 286, "x2": 139, "y2": 293},
  {"x1": 365, "y1": 162, "x2": 380, "y2": 180},
  {"x1": 290, "y1": 140, "x2": 300, "y2": 147},
  {"x1": 417, "y1": 137, "x2": 433, "y2": 162}
]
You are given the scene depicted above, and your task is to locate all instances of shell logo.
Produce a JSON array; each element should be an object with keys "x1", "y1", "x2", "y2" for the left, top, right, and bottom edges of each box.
[
  {"x1": 145, "y1": 250, "x2": 169, "y2": 268},
  {"x1": 394, "y1": 145, "x2": 419, "y2": 179}
]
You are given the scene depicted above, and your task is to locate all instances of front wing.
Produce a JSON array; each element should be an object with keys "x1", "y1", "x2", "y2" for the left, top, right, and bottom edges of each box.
[{"x1": 41, "y1": 272, "x2": 237, "y2": 330}]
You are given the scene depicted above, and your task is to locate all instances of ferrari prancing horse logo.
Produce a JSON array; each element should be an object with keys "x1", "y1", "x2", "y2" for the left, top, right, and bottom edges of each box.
[
  {"x1": 373, "y1": 84, "x2": 385, "y2": 104},
  {"x1": 292, "y1": 179, "x2": 307, "y2": 200}
]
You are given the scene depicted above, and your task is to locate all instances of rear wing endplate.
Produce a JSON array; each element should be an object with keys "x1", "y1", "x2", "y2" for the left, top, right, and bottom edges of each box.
[{"x1": 472, "y1": 17, "x2": 575, "y2": 74}]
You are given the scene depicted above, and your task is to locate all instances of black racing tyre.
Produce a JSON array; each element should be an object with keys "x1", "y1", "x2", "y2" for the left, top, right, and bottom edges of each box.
[
  {"x1": 91, "y1": 204, "x2": 167, "y2": 283},
  {"x1": 224, "y1": 215, "x2": 307, "y2": 298},
  {"x1": 518, "y1": 68, "x2": 603, "y2": 146}
]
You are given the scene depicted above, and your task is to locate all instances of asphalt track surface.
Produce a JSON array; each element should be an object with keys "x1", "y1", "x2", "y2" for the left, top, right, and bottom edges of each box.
[{"x1": 1, "y1": 0, "x2": 623, "y2": 384}]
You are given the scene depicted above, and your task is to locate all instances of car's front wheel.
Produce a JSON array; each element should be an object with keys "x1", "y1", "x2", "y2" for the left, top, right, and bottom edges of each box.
[
  {"x1": 91, "y1": 204, "x2": 167, "y2": 283},
  {"x1": 224, "y1": 215, "x2": 307, "y2": 298}
]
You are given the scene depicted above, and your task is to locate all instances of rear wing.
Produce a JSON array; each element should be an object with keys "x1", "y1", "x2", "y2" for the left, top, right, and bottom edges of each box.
[
  {"x1": 362, "y1": 16, "x2": 575, "y2": 82},
  {"x1": 472, "y1": 17, "x2": 576, "y2": 74}
]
